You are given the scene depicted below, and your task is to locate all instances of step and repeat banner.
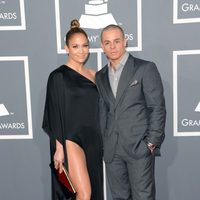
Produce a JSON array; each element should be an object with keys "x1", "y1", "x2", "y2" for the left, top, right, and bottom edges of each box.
[{"x1": 0, "y1": 0, "x2": 200, "y2": 200}]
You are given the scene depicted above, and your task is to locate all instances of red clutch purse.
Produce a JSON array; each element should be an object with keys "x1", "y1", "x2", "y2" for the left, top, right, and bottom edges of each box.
[{"x1": 50, "y1": 162, "x2": 76, "y2": 194}]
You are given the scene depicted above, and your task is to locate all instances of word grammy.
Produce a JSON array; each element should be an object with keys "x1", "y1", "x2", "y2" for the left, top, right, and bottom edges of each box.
[
  {"x1": 0, "y1": 123, "x2": 25, "y2": 129},
  {"x1": 181, "y1": 119, "x2": 200, "y2": 127},
  {"x1": 88, "y1": 35, "x2": 99, "y2": 42},
  {"x1": 0, "y1": 12, "x2": 17, "y2": 20},
  {"x1": 182, "y1": 3, "x2": 200, "y2": 12},
  {"x1": 88, "y1": 33, "x2": 134, "y2": 43}
]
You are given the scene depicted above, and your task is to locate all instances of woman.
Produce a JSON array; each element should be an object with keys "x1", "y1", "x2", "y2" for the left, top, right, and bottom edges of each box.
[{"x1": 42, "y1": 19, "x2": 103, "y2": 200}]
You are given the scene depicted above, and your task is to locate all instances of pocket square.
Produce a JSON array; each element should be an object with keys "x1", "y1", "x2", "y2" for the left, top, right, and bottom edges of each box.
[{"x1": 130, "y1": 80, "x2": 138, "y2": 87}]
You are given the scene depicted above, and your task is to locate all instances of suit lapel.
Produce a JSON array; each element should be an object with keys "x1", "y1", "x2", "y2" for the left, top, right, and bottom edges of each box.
[
  {"x1": 115, "y1": 55, "x2": 138, "y2": 108},
  {"x1": 99, "y1": 66, "x2": 115, "y2": 105}
]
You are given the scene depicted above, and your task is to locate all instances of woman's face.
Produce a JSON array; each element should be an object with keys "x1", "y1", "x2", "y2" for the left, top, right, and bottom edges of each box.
[{"x1": 65, "y1": 33, "x2": 89, "y2": 65}]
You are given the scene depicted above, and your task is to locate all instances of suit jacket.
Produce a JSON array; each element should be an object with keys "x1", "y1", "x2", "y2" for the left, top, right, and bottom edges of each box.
[{"x1": 96, "y1": 54, "x2": 166, "y2": 163}]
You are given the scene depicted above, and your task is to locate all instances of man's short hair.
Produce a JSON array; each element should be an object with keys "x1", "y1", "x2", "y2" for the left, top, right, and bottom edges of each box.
[{"x1": 101, "y1": 24, "x2": 125, "y2": 41}]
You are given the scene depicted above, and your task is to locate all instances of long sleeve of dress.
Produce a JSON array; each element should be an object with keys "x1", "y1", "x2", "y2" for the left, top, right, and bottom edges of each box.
[{"x1": 42, "y1": 72, "x2": 63, "y2": 143}]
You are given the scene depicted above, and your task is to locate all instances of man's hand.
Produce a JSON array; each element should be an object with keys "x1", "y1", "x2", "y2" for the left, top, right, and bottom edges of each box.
[{"x1": 147, "y1": 142, "x2": 156, "y2": 153}]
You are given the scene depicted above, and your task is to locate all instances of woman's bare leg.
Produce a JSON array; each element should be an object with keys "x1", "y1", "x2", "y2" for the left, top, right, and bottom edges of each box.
[{"x1": 66, "y1": 140, "x2": 91, "y2": 200}]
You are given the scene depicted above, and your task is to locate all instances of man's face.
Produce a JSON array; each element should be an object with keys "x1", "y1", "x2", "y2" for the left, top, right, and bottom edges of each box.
[{"x1": 101, "y1": 28, "x2": 127, "y2": 66}]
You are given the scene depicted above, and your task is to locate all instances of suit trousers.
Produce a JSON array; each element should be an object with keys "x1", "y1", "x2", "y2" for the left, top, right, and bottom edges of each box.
[{"x1": 106, "y1": 143, "x2": 155, "y2": 200}]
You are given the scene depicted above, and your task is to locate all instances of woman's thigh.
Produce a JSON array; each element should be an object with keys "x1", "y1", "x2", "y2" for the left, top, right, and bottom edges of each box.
[{"x1": 65, "y1": 140, "x2": 91, "y2": 198}]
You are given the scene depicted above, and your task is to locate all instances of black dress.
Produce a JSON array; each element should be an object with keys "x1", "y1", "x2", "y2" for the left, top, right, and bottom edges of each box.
[{"x1": 42, "y1": 65, "x2": 103, "y2": 200}]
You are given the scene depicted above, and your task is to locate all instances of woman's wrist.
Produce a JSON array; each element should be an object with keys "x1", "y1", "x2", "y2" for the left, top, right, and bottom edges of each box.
[{"x1": 56, "y1": 140, "x2": 63, "y2": 150}]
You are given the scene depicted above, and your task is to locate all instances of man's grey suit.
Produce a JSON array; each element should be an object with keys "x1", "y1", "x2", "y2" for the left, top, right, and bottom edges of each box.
[{"x1": 96, "y1": 54, "x2": 166, "y2": 200}]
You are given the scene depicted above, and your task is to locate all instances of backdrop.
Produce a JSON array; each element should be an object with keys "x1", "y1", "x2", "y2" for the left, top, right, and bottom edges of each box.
[{"x1": 0, "y1": 0, "x2": 200, "y2": 199}]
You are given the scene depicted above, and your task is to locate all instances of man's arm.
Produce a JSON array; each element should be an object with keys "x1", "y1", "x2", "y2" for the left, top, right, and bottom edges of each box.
[
  {"x1": 96, "y1": 73, "x2": 108, "y2": 137},
  {"x1": 142, "y1": 62, "x2": 166, "y2": 148}
]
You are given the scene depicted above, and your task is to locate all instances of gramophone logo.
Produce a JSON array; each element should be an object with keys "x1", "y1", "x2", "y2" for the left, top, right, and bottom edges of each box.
[
  {"x1": 79, "y1": 0, "x2": 117, "y2": 29},
  {"x1": 195, "y1": 102, "x2": 200, "y2": 112},
  {"x1": 55, "y1": 0, "x2": 142, "y2": 53},
  {"x1": 0, "y1": 104, "x2": 9, "y2": 117}
]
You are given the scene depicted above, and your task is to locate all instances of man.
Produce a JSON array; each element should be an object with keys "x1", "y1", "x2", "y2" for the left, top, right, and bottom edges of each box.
[{"x1": 95, "y1": 24, "x2": 166, "y2": 200}]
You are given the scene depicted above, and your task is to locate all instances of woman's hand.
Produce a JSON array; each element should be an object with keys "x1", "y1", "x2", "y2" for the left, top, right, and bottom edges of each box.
[{"x1": 54, "y1": 140, "x2": 64, "y2": 173}]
